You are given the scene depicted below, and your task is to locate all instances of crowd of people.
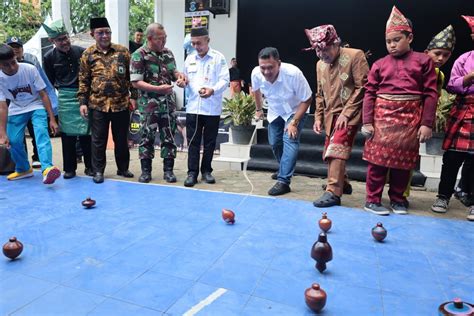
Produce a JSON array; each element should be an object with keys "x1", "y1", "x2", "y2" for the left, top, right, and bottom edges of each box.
[{"x1": 0, "y1": 7, "x2": 472, "y2": 221}]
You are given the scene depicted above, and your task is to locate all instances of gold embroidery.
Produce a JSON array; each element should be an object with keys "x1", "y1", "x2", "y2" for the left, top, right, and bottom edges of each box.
[{"x1": 338, "y1": 54, "x2": 349, "y2": 67}]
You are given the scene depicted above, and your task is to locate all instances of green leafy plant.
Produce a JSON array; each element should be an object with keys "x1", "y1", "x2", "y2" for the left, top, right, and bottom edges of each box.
[
  {"x1": 435, "y1": 89, "x2": 455, "y2": 133},
  {"x1": 222, "y1": 92, "x2": 256, "y2": 126}
]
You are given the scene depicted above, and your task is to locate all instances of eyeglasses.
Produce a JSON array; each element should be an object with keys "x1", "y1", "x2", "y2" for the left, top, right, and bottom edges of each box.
[{"x1": 95, "y1": 30, "x2": 112, "y2": 37}]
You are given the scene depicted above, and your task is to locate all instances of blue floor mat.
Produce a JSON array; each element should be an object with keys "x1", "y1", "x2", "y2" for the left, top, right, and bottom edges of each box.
[{"x1": 0, "y1": 174, "x2": 472, "y2": 315}]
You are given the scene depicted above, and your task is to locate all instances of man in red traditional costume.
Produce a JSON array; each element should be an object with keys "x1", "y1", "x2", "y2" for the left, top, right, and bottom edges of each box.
[
  {"x1": 304, "y1": 25, "x2": 369, "y2": 207},
  {"x1": 362, "y1": 6, "x2": 438, "y2": 215}
]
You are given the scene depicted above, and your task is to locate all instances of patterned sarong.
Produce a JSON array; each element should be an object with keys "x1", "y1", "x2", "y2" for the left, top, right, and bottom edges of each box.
[
  {"x1": 323, "y1": 118, "x2": 358, "y2": 161},
  {"x1": 58, "y1": 88, "x2": 90, "y2": 136},
  {"x1": 363, "y1": 97, "x2": 422, "y2": 170},
  {"x1": 442, "y1": 95, "x2": 474, "y2": 152}
]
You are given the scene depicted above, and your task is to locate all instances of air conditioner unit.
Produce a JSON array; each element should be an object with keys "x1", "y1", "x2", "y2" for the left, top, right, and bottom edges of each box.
[{"x1": 207, "y1": 0, "x2": 230, "y2": 18}]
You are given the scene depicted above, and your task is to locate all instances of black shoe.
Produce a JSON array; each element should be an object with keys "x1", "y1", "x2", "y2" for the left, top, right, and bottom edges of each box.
[
  {"x1": 202, "y1": 172, "x2": 216, "y2": 184},
  {"x1": 268, "y1": 182, "x2": 291, "y2": 196},
  {"x1": 84, "y1": 168, "x2": 94, "y2": 177},
  {"x1": 139, "y1": 172, "x2": 151, "y2": 183},
  {"x1": 321, "y1": 183, "x2": 353, "y2": 195},
  {"x1": 117, "y1": 170, "x2": 134, "y2": 178},
  {"x1": 184, "y1": 174, "x2": 197, "y2": 187},
  {"x1": 63, "y1": 171, "x2": 76, "y2": 179},
  {"x1": 164, "y1": 171, "x2": 177, "y2": 183},
  {"x1": 313, "y1": 191, "x2": 341, "y2": 208},
  {"x1": 139, "y1": 159, "x2": 152, "y2": 183},
  {"x1": 271, "y1": 172, "x2": 278, "y2": 180},
  {"x1": 93, "y1": 172, "x2": 104, "y2": 184}
]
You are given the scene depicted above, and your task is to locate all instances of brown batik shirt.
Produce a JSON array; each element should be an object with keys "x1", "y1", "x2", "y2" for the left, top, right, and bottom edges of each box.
[
  {"x1": 315, "y1": 47, "x2": 369, "y2": 135},
  {"x1": 78, "y1": 43, "x2": 136, "y2": 112}
]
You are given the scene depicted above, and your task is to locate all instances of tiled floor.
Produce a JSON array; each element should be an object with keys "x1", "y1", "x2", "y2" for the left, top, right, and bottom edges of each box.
[{"x1": 0, "y1": 174, "x2": 472, "y2": 315}]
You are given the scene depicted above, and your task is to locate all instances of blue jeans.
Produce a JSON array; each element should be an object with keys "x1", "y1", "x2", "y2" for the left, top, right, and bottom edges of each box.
[
  {"x1": 268, "y1": 114, "x2": 306, "y2": 185},
  {"x1": 7, "y1": 109, "x2": 53, "y2": 173}
]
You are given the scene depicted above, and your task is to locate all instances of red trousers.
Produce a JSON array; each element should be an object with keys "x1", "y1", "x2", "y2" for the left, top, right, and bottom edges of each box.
[{"x1": 366, "y1": 162, "x2": 410, "y2": 204}]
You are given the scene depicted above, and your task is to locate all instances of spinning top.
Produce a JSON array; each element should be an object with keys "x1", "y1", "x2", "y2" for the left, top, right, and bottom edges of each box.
[
  {"x1": 304, "y1": 283, "x2": 327, "y2": 313},
  {"x1": 82, "y1": 197, "x2": 96, "y2": 209},
  {"x1": 222, "y1": 208, "x2": 235, "y2": 224},
  {"x1": 371, "y1": 222, "x2": 387, "y2": 242},
  {"x1": 438, "y1": 298, "x2": 474, "y2": 316},
  {"x1": 311, "y1": 232, "x2": 333, "y2": 273},
  {"x1": 318, "y1": 212, "x2": 332, "y2": 233},
  {"x1": 3, "y1": 237, "x2": 23, "y2": 260}
]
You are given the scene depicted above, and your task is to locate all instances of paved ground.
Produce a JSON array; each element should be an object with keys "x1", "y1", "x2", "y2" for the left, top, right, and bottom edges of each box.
[{"x1": 42, "y1": 137, "x2": 470, "y2": 221}]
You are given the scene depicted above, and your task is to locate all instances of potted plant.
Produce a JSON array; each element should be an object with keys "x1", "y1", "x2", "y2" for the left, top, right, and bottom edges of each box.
[
  {"x1": 222, "y1": 92, "x2": 256, "y2": 145},
  {"x1": 426, "y1": 89, "x2": 455, "y2": 155}
]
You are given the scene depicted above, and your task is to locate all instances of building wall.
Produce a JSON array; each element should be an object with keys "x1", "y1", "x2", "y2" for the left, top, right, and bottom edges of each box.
[{"x1": 161, "y1": 0, "x2": 238, "y2": 108}]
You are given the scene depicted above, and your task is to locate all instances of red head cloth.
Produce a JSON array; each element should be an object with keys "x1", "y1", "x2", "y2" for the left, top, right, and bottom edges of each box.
[
  {"x1": 462, "y1": 15, "x2": 474, "y2": 33},
  {"x1": 303, "y1": 25, "x2": 341, "y2": 52},
  {"x1": 386, "y1": 6, "x2": 412, "y2": 34}
]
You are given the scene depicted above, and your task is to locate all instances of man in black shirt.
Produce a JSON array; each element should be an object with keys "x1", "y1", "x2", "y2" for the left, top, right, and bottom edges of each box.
[
  {"x1": 229, "y1": 57, "x2": 243, "y2": 97},
  {"x1": 43, "y1": 19, "x2": 92, "y2": 179},
  {"x1": 129, "y1": 28, "x2": 144, "y2": 54}
]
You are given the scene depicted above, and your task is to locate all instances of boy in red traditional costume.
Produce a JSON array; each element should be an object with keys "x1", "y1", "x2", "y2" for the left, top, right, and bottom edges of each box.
[
  {"x1": 362, "y1": 6, "x2": 438, "y2": 215},
  {"x1": 431, "y1": 15, "x2": 474, "y2": 221}
]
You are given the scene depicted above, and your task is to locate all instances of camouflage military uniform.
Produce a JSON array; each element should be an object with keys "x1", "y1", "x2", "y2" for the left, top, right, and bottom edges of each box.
[{"x1": 130, "y1": 46, "x2": 179, "y2": 160}]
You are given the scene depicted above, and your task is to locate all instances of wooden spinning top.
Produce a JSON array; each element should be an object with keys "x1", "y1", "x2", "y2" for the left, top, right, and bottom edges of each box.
[
  {"x1": 438, "y1": 298, "x2": 474, "y2": 315},
  {"x1": 371, "y1": 222, "x2": 387, "y2": 242},
  {"x1": 222, "y1": 208, "x2": 235, "y2": 224},
  {"x1": 304, "y1": 283, "x2": 327, "y2": 313},
  {"x1": 3, "y1": 237, "x2": 23, "y2": 260},
  {"x1": 311, "y1": 232, "x2": 333, "y2": 273},
  {"x1": 318, "y1": 212, "x2": 332, "y2": 233},
  {"x1": 82, "y1": 197, "x2": 96, "y2": 209}
]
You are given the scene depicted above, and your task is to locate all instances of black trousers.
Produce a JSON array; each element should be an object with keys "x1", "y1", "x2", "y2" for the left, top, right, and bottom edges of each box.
[
  {"x1": 458, "y1": 158, "x2": 473, "y2": 193},
  {"x1": 61, "y1": 134, "x2": 92, "y2": 172},
  {"x1": 438, "y1": 150, "x2": 474, "y2": 199},
  {"x1": 91, "y1": 109, "x2": 130, "y2": 174},
  {"x1": 186, "y1": 114, "x2": 220, "y2": 176}
]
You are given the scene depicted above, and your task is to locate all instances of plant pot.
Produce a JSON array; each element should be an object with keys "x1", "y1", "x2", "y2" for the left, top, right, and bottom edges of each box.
[
  {"x1": 230, "y1": 125, "x2": 256, "y2": 145},
  {"x1": 426, "y1": 132, "x2": 445, "y2": 156}
]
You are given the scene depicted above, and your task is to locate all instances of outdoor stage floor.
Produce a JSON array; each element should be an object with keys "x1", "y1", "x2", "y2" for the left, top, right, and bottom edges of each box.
[{"x1": 0, "y1": 174, "x2": 472, "y2": 315}]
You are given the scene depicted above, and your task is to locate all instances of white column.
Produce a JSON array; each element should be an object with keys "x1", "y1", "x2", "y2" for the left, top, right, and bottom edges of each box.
[
  {"x1": 154, "y1": 0, "x2": 163, "y2": 23},
  {"x1": 51, "y1": 0, "x2": 73, "y2": 33},
  {"x1": 105, "y1": 0, "x2": 129, "y2": 47}
]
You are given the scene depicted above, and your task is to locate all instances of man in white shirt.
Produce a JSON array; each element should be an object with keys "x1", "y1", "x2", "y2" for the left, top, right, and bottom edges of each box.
[
  {"x1": 178, "y1": 27, "x2": 229, "y2": 187},
  {"x1": 252, "y1": 47, "x2": 312, "y2": 196},
  {"x1": 0, "y1": 44, "x2": 60, "y2": 184}
]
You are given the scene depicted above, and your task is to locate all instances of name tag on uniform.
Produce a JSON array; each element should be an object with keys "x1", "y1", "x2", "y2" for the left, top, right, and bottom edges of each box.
[{"x1": 188, "y1": 63, "x2": 197, "y2": 73}]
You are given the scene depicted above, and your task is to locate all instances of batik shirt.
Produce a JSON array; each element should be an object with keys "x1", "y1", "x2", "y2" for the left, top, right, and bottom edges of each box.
[
  {"x1": 78, "y1": 43, "x2": 135, "y2": 112},
  {"x1": 315, "y1": 47, "x2": 369, "y2": 135},
  {"x1": 130, "y1": 46, "x2": 178, "y2": 113}
]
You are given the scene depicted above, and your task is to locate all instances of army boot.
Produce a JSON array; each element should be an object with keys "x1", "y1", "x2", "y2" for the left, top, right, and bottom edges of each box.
[
  {"x1": 163, "y1": 158, "x2": 177, "y2": 183},
  {"x1": 138, "y1": 158, "x2": 152, "y2": 183}
]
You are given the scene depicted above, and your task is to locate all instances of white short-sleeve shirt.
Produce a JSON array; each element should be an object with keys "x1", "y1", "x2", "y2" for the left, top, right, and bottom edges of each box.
[
  {"x1": 251, "y1": 62, "x2": 312, "y2": 123},
  {"x1": 0, "y1": 63, "x2": 46, "y2": 116},
  {"x1": 183, "y1": 48, "x2": 230, "y2": 116}
]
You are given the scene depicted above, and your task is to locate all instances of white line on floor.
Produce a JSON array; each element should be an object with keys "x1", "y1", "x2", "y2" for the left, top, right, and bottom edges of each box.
[{"x1": 183, "y1": 288, "x2": 228, "y2": 316}]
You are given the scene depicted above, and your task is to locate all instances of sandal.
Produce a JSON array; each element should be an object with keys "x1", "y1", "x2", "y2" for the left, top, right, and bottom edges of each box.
[{"x1": 313, "y1": 191, "x2": 341, "y2": 208}]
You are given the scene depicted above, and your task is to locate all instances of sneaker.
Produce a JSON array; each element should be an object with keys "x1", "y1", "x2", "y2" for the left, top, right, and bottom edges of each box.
[
  {"x1": 364, "y1": 202, "x2": 390, "y2": 216},
  {"x1": 32, "y1": 161, "x2": 41, "y2": 169},
  {"x1": 467, "y1": 207, "x2": 474, "y2": 221},
  {"x1": 431, "y1": 197, "x2": 449, "y2": 213},
  {"x1": 7, "y1": 168, "x2": 34, "y2": 181},
  {"x1": 268, "y1": 182, "x2": 291, "y2": 196},
  {"x1": 390, "y1": 202, "x2": 408, "y2": 215},
  {"x1": 42, "y1": 166, "x2": 61, "y2": 184}
]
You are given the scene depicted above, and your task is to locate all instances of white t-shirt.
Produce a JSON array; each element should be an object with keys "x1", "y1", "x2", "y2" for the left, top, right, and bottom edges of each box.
[
  {"x1": 0, "y1": 63, "x2": 46, "y2": 116},
  {"x1": 183, "y1": 48, "x2": 230, "y2": 116},
  {"x1": 251, "y1": 62, "x2": 312, "y2": 123}
]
